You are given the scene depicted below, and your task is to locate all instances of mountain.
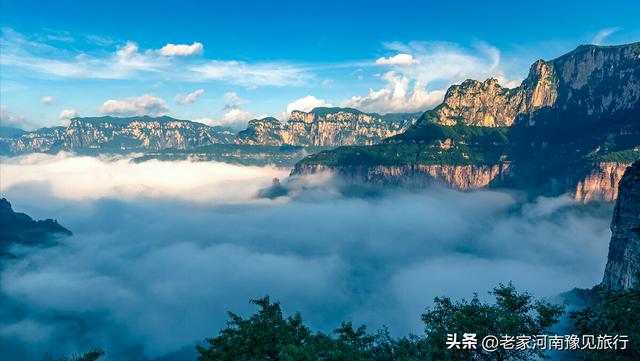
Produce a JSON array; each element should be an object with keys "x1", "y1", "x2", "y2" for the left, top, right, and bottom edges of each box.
[
  {"x1": 0, "y1": 198, "x2": 72, "y2": 257},
  {"x1": 293, "y1": 43, "x2": 640, "y2": 201},
  {"x1": 0, "y1": 116, "x2": 236, "y2": 155},
  {"x1": 236, "y1": 108, "x2": 421, "y2": 146},
  {"x1": 602, "y1": 161, "x2": 640, "y2": 290},
  {"x1": 1, "y1": 110, "x2": 421, "y2": 155}
]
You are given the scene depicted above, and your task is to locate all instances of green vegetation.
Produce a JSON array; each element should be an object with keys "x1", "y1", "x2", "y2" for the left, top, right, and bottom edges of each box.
[
  {"x1": 570, "y1": 285, "x2": 640, "y2": 361},
  {"x1": 299, "y1": 123, "x2": 510, "y2": 167},
  {"x1": 43, "y1": 349, "x2": 104, "y2": 361},
  {"x1": 134, "y1": 144, "x2": 333, "y2": 167},
  {"x1": 197, "y1": 284, "x2": 564, "y2": 361},
  {"x1": 41, "y1": 284, "x2": 640, "y2": 361},
  {"x1": 585, "y1": 149, "x2": 640, "y2": 163}
]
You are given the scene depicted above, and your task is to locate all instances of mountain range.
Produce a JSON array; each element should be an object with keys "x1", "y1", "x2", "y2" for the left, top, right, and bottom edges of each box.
[
  {"x1": 0, "y1": 109, "x2": 421, "y2": 155},
  {"x1": 1, "y1": 43, "x2": 639, "y2": 201},
  {"x1": 293, "y1": 43, "x2": 640, "y2": 201}
]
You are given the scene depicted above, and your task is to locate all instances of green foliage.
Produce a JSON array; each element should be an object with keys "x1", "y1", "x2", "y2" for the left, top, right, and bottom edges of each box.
[
  {"x1": 570, "y1": 285, "x2": 640, "y2": 361},
  {"x1": 43, "y1": 349, "x2": 104, "y2": 361},
  {"x1": 298, "y1": 123, "x2": 511, "y2": 167},
  {"x1": 585, "y1": 149, "x2": 640, "y2": 163},
  {"x1": 198, "y1": 285, "x2": 564, "y2": 361},
  {"x1": 134, "y1": 144, "x2": 333, "y2": 167},
  {"x1": 421, "y1": 283, "x2": 564, "y2": 361}
]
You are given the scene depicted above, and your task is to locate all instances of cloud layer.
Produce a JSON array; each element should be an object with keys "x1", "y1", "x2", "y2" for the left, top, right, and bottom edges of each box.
[{"x1": 0, "y1": 154, "x2": 613, "y2": 361}]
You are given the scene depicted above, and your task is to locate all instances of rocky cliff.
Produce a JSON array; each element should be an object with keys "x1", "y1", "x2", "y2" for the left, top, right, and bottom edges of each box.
[
  {"x1": 0, "y1": 198, "x2": 72, "y2": 257},
  {"x1": 425, "y1": 43, "x2": 640, "y2": 127},
  {"x1": 293, "y1": 43, "x2": 640, "y2": 201},
  {"x1": 293, "y1": 163, "x2": 511, "y2": 190},
  {"x1": 1, "y1": 116, "x2": 235, "y2": 154},
  {"x1": 602, "y1": 161, "x2": 640, "y2": 289},
  {"x1": 236, "y1": 108, "x2": 420, "y2": 146}
]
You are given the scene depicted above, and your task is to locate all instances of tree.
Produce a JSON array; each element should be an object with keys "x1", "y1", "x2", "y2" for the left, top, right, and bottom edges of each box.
[
  {"x1": 43, "y1": 349, "x2": 104, "y2": 361},
  {"x1": 570, "y1": 285, "x2": 640, "y2": 361},
  {"x1": 197, "y1": 285, "x2": 564, "y2": 361},
  {"x1": 196, "y1": 296, "x2": 315, "y2": 361},
  {"x1": 420, "y1": 283, "x2": 564, "y2": 361}
]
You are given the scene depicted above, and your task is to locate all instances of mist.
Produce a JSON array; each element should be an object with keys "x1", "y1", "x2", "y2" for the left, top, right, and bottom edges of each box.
[{"x1": 0, "y1": 154, "x2": 613, "y2": 360}]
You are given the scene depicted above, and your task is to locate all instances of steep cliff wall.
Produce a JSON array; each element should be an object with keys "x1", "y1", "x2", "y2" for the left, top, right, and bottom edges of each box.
[
  {"x1": 293, "y1": 161, "x2": 630, "y2": 201},
  {"x1": 574, "y1": 162, "x2": 631, "y2": 202},
  {"x1": 293, "y1": 163, "x2": 511, "y2": 190},
  {"x1": 424, "y1": 43, "x2": 640, "y2": 127},
  {"x1": 602, "y1": 161, "x2": 640, "y2": 289},
  {"x1": 236, "y1": 108, "x2": 419, "y2": 146}
]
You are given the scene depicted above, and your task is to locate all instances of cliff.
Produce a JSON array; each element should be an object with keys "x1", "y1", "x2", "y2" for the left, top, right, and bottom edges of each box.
[
  {"x1": 0, "y1": 198, "x2": 72, "y2": 257},
  {"x1": 602, "y1": 161, "x2": 640, "y2": 289},
  {"x1": 1, "y1": 116, "x2": 235, "y2": 154},
  {"x1": 2, "y1": 110, "x2": 421, "y2": 154},
  {"x1": 293, "y1": 43, "x2": 640, "y2": 201},
  {"x1": 424, "y1": 43, "x2": 640, "y2": 127},
  {"x1": 236, "y1": 107, "x2": 420, "y2": 146}
]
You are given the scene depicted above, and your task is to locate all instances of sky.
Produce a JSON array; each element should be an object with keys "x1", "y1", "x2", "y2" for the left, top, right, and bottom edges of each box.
[{"x1": 1, "y1": 0, "x2": 639, "y2": 129}]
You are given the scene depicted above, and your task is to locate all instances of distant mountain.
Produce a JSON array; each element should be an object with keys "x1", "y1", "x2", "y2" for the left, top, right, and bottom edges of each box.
[
  {"x1": 294, "y1": 43, "x2": 640, "y2": 202},
  {"x1": 1, "y1": 110, "x2": 422, "y2": 155},
  {"x1": 0, "y1": 198, "x2": 72, "y2": 257},
  {"x1": 0, "y1": 116, "x2": 236, "y2": 155},
  {"x1": 236, "y1": 108, "x2": 421, "y2": 146}
]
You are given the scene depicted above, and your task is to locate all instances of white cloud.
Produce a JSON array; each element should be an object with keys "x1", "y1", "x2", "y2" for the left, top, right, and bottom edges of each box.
[
  {"x1": 99, "y1": 95, "x2": 169, "y2": 117},
  {"x1": 0, "y1": 29, "x2": 309, "y2": 88},
  {"x1": 0, "y1": 107, "x2": 32, "y2": 129},
  {"x1": 0, "y1": 30, "x2": 167, "y2": 80},
  {"x1": 189, "y1": 61, "x2": 311, "y2": 87},
  {"x1": 343, "y1": 72, "x2": 444, "y2": 114},
  {"x1": 41, "y1": 96, "x2": 55, "y2": 105},
  {"x1": 158, "y1": 42, "x2": 203, "y2": 57},
  {"x1": 591, "y1": 27, "x2": 620, "y2": 45},
  {"x1": 59, "y1": 109, "x2": 78, "y2": 119},
  {"x1": 175, "y1": 89, "x2": 205, "y2": 105},
  {"x1": 222, "y1": 92, "x2": 247, "y2": 110},
  {"x1": 286, "y1": 95, "x2": 333, "y2": 114},
  {"x1": 58, "y1": 109, "x2": 78, "y2": 126},
  {"x1": 221, "y1": 108, "x2": 254, "y2": 127},
  {"x1": 343, "y1": 41, "x2": 510, "y2": 113},
  {"x1": 375, "y1": 53, "x2": 418, "y2": 66},
  {"x1": 198, "y1": 109, "x2": 254, "y2": 129}
]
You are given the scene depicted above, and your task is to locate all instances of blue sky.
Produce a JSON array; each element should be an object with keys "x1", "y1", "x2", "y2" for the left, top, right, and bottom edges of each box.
[{"x1": 1, "y1": 0, "x2": 639, "y2": 129}]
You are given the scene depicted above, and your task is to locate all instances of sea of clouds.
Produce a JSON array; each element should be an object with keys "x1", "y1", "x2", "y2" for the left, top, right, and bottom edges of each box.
[{"x1": 0, "y1": 154, "x2": 613, "y2": 360}]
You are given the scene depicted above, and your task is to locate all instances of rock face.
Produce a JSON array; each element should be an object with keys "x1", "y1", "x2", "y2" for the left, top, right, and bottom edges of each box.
[
  {"x1": 425, "y1": 44, "x2": 640, "y2": 127},
  {"x1": 293, "y1": 163, "x2": 511, "y2": 190},
  {"x1": 1, "y1": 116, "x2": 235, "y2": 154},
  {"x1": 236, "y1": 108, "x2": 420, "y2": 146},
  {"x1": 2, "y1": 110, "x2": 420, "y2": 154},
  {"x1": 602, "y1": 161, "x2": 640, "y2": 289},
  {"x1": 574, "y1": 162, "x2": 632, "y2": 202},
  {"x1": 0, "y1": 198, "x2": 72, "y2": 257},
  {"x1": 294, "y1": 43, "x2": 640, "y2": 201}
]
